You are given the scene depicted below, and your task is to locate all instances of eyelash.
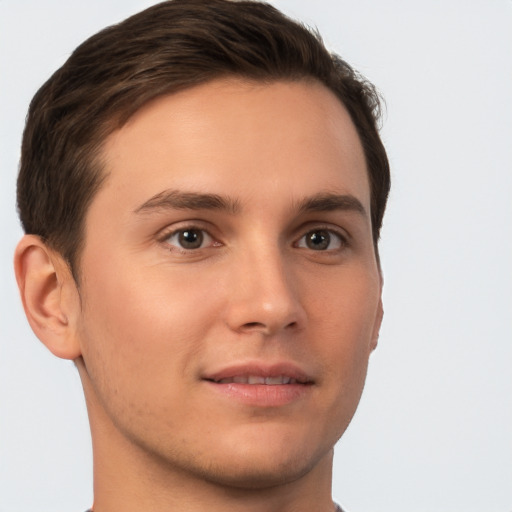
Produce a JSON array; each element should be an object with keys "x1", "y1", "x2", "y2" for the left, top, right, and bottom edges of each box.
[
  {"x1": 294, "y1": 227, "x2": 348, "y2": 252},
  {"x1": 158, "y1": 224, "x2": 349, "y2": 254},
  {"x1": 158, "y1": 224, "x2": 220, "y2": 253}
]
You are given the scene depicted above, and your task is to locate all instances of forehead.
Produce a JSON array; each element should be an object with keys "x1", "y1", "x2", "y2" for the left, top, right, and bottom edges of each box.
[{"x1": 96, "y1": 78, "x2": 370, "y2": 217}]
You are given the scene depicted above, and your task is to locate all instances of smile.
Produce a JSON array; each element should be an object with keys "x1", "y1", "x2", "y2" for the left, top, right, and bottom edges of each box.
[
  {"x1": 213, "y1": 375, "x2": 301, "y2": 385},
  {"x1": 203, "y1": 362, "x2": 313, "y2": 386},
  {"x1": 202, "y1": 362, "x2": 314, "y2": 407}
]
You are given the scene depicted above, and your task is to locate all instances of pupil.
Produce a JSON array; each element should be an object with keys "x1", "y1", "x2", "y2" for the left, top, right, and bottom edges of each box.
[
  {"x1": 179, "y1": 229, "x2": 203, "y2": 249},
  {"x1": 307, "y1": 230, "x2": 329, "y2": 250}
]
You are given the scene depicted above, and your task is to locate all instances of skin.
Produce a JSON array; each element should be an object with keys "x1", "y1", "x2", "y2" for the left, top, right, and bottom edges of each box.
[{"x1": 15, "y1": 78, "x2": 383, "y2": 512}]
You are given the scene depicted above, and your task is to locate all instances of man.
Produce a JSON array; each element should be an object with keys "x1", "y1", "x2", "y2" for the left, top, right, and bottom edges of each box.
[{"x1": 14, "y1": 1, "x2": 390, "y2": 511}]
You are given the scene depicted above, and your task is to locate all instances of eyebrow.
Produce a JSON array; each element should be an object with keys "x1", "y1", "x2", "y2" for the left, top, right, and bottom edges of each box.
[
  {"x1": 297, "y1": 193, "x2": 367, "y2": 217},
  {"x1": 134, "y1": 189, "x2": 366, "y2": 218},
  {"x1": 134, "y1": 189, "x2": 241, "y2": 215}
]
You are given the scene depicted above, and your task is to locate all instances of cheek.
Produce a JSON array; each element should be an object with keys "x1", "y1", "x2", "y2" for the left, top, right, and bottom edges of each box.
[
  {"x1": 308, "y1": 267, "x2": 380, "y2": 392},
  {"x1": 81, "y1": 257, "x2": 218, "y2": 344},
  {"x1": 76, "y1": 260, "x2": 221, "y2": 408},
  {"x1": 309, "y1": 264, "x2": 380, "y2": 341}
]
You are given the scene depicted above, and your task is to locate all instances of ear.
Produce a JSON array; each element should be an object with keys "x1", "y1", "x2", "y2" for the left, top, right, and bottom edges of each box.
[
  {"x1": 370, "y1": 297, "x2": 384, "y2": 352},
  {"x1": 369, "y1": 273, "x2": 384, "y2": 352},
  {"x1": 14, "y1": 235, "x2": 82, "y2": 360}
]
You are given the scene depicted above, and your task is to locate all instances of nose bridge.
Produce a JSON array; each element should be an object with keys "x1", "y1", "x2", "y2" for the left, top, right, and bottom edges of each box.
[{"x1": 225, "y1": 239, "x2": 305, "y2": 335}]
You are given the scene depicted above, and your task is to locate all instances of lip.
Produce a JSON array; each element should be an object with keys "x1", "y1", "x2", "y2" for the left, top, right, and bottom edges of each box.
[{"x1": 202, "y1": 361, "x2": 314, "y2": 407}]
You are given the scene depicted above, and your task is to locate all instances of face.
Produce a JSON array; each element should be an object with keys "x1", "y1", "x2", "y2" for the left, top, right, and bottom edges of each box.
[{"x1": 75, "y1": 78, "x2": 382, "y2": 488}]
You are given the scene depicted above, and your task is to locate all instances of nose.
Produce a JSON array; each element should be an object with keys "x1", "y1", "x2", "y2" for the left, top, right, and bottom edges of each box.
[{"x1": 224, "y1": 246, "x2": 306, "y2": 336}]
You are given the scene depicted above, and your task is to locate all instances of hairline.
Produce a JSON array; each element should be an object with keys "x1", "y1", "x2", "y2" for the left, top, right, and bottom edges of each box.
[{"x1": 69, "y1": 75, "x2": 380, "y2": 284}]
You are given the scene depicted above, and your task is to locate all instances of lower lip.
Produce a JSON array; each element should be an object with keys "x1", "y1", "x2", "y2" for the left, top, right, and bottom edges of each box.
[{"x1": 203, "y1": 381, "x2": 312, "y2": 407}]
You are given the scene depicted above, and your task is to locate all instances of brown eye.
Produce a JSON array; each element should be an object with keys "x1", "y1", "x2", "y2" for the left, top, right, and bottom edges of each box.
[
  {"x1": 306, "y1": 230, "x2": 329, "y2": 250},
  {"x1": 297, "y1": 229, "x2": 343, "y2": 251},
  {"x1": 178, "y1": 229, "x2": 203, "y2": 249},
  {"x1": 165, "y1": 228, "x2": 213, "y2": 250}
]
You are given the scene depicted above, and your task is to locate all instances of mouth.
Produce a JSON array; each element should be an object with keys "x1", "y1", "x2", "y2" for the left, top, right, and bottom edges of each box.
[
  {"x1": 207, "y1": 375, "x2": 307, "y2": 385},
  {"x1": 202, "y1": 362, "x2": 314, "y2": 407},
  {"x1": 203, "y1": 362, "x2": 313, "y2": 385}
]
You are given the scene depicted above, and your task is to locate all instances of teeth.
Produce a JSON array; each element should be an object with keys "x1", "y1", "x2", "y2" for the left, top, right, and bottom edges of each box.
[
  {"x1": 265, "y1": 376, "x2": 285, "y2": 385},
  {"x1": 248, "y1": 375, "x2": 265, "y2": 384},
  {"x1": 217, "y1": 375, "x2": 297, "y2": 385}
]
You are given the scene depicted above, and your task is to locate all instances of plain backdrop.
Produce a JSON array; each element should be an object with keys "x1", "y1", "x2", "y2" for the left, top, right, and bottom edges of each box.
[{"x1": 1, "y1": 1, "x2": 511, "y2": 511}]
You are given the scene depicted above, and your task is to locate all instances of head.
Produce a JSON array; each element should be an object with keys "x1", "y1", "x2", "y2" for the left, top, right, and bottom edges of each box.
[
  {"x1": 15, "y1": 0, "x2": 390, "y2": 498},
  {"x1": 17, "y1": 0, "x2": 389, "y2": 280}
]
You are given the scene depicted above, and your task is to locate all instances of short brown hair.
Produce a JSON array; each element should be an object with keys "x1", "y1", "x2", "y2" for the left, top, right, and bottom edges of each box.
[{"x1": 17, "y1": 0, "x2": 390, "y2": 277}]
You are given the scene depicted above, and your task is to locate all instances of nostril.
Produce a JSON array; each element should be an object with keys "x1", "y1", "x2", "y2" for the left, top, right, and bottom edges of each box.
[
  {"x1": 242, "y1": 322, "x2": 265, "y2": 329},
  {"x1": 240, "y1": 320, "x2": 298, "y2": 333}
]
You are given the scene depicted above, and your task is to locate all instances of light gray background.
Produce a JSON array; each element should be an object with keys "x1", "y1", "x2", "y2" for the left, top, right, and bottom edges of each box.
[{"x1": 1, "y1": 1, "x2": 511, "y2": 511}]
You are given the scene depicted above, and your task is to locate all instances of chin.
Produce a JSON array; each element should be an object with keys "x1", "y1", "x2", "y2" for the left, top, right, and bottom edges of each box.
[
  {"x1": 195, "y1": 448, "x2": 322, "y2": 490},
  {"x1": 181, "y1": 426, "x2": 334, "y2": 490}
]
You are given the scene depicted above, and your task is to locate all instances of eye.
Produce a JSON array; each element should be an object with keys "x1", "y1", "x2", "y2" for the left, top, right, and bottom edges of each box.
[
  {"x1": 164, "y1": 228, "x2": 216, "y2": 251},
  {"x1": 296, "y1": 229, "x2": 344, "y2": 251}
]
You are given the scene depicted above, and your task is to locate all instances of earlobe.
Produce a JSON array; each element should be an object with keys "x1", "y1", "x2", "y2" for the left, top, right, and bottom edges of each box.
[{"x1": 14, "y1": 235, "x2": 82, "y2": 360}]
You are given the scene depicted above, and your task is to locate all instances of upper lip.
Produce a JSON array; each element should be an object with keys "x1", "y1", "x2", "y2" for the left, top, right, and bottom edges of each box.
[{"x1": 203, "y1": 361, "x2": 314, "y2": 384}]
